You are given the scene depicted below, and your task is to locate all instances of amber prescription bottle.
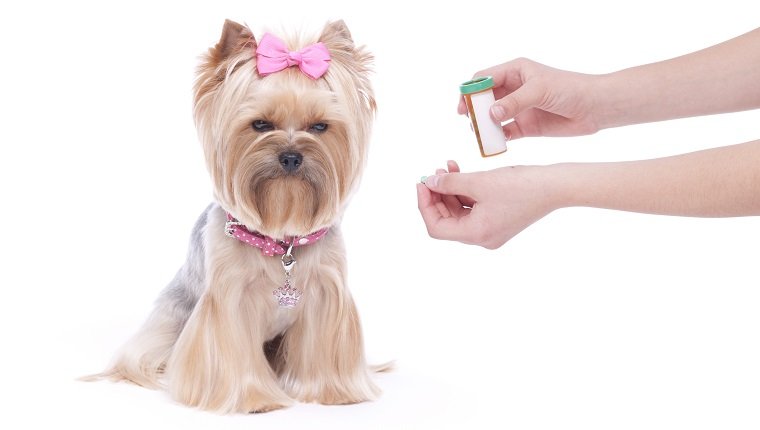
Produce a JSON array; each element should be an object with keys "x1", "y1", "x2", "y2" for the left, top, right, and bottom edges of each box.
[{"x1": 460, "y1": 76, "x2": 507, "y2": 157}]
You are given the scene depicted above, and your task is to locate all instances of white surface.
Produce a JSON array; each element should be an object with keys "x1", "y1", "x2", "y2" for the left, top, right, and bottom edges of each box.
[
  {"x1": 468, "y1": 89, "x2": 507, "y2": 155},
  {"x1": 1, "y1": 1, "x2": 759, "y2": 429}
]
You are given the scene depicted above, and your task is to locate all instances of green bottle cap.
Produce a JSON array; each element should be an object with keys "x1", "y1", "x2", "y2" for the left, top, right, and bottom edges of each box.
[{"x1": 459, "y1": 76, "x2": 494, "y2": 94}]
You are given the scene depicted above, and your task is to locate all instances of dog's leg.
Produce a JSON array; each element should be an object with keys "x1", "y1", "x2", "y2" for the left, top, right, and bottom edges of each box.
[
  {"x1": 86, "y1": 208, "x2": 210, "y2": 387},
  {"x1": 91, "y1": 301, "x2": 185, "y2": 388},
  {"x1": 278, "y1": 250, "x2": 380, "y2": 405},
  {"x1": 165, "y1": 244, "x2": 292, "y2": 413}
]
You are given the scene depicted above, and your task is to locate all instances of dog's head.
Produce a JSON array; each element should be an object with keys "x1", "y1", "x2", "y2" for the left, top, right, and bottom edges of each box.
[{"x1": 194, "y1": 19, "x2": 375, "y2": 238}]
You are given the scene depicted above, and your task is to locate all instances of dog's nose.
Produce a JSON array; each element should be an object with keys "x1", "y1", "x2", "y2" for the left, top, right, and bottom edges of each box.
[{"x1": 278, "y1": 151, "x2": 303, "y2": 173}]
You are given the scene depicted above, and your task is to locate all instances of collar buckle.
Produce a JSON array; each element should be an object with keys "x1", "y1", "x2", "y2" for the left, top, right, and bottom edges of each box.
[{"x1": 224, "y1": 218, "x2": 245, "y2": 237}]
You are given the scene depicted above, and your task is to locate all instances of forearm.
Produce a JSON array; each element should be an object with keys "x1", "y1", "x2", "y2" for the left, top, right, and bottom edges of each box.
[
  {"x1": 594, "y1": 27, "x2": 760, "y2": 129},
  {"x1": 555, "y1": 140, "x2": 760, "y2": 217}
]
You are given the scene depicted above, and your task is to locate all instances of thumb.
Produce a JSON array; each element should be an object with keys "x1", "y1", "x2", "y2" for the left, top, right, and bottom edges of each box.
[
  {"x1": 424, "y1": 172, "x2": 477, "y2": 197},
  {"x1": 490, "y1": 80, "x2": 545, "y2": 123}
]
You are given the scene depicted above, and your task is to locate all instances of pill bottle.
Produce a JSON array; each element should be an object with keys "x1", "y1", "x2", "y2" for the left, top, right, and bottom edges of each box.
[{"x1": 460, "y1": 76, "x2": 507, "y2": 157}]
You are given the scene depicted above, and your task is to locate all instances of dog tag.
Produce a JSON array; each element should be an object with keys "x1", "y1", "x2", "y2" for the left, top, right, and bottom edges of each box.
[{"x1": 273, "y1": 241, "x2": 301, "y2": 308}]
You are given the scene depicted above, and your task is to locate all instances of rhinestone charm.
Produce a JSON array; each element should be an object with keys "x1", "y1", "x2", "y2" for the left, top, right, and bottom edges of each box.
[
  {"x1": 273, "y1": 274, "x2": 301, "y2": 308},
  {"x1": 273, "y1": 240, "x2": 301, "y2": 308}
]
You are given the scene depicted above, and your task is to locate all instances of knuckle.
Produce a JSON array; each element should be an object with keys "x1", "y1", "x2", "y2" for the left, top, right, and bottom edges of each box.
[
  {"x1": 514, "y1": 56, "x2": 531, "y2": 66},
  {"x1": 512, "y1": 57, "x2": 536, "y2": 72}
]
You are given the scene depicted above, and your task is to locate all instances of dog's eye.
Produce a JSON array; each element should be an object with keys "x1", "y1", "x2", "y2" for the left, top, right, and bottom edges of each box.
[
  {"x1": 252, "y1": 120, "x2": 274, "y2": 132},
  {"x1": 308, "y1": 123, "x2": 328, "y2": 133}
]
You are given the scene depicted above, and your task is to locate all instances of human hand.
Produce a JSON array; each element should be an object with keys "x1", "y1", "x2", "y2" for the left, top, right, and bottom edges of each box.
[
  {"x1": 416, "y1": 160, "x2": 561, "y2": 249},
  {"x1": 458, "y1": 58, "x2": 601, "y2": 140}
]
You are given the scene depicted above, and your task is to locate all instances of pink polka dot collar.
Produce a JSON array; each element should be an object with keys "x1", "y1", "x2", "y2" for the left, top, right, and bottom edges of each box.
[{"x1": 224, "y1": 213, "x2": 328, "y2": 256}]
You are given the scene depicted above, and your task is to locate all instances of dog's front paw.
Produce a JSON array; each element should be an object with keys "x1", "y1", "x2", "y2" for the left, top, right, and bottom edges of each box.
[
  {"x1": 171, "y1": 383, "x2": 293, "y2": 413},
  {"x1": 315, "y1": 393, "x2": 372, "y2": 406},
  {"x1": 241, "y1": 388, "x2": 293, "y2": 413},
  {"x1": 245, "y1": 398, "x2": 292, "y2": 414},
  {"x1": 288, "y1": 373, "x2": 380, "y2": 406}
]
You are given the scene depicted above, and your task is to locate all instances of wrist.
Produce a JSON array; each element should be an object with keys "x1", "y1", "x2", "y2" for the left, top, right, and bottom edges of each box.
[
  {"x1": 534, "y1": 163, "x2": 579, "y2": 212},
  {"x1": 544, "y1": 162, "x2": 600, "y2": 210},
  {"x1": 589, "y1": 72, "x2": 636, "y2": 131}
]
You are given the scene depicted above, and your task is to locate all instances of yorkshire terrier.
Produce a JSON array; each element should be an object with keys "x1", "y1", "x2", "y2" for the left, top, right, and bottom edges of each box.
[{"x1": 90, "y1": 19, "x2": 381, "y2": 413}]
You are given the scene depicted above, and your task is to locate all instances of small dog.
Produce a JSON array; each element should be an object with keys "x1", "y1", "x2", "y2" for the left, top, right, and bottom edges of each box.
[{"x1": 91, "y1": 19, "x2": 381, "y2": 413}]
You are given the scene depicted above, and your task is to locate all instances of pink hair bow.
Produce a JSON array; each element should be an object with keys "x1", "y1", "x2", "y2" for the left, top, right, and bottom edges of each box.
[{"x1": 255, "y1": 33, "x2": 331, "y2": 79}]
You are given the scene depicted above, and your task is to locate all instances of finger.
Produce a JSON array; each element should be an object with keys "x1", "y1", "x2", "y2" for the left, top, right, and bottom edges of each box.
[
  {"x1": 425, "y1": 182, "x2": 452, "y2": 218},
  {"x1": 423, "y1": 171, "x2": 478, "y2": 199},
  {"x1": 418, "y1": 191, "x2": 479, "y2": 243},
  {"x1": 446, "y1": 161, "x2": 476, "y2": 207},
  {"x1": 435, "y1": 198, "x2": 453, "y2": 218},
  {"x1": 474, "y1": 58, "x2": 531, "y2": 93},
  {"x1": 457, "y1": 96, "x2": 467, "y2": 115},
  {"x1": 417, "y1": 182, "x2": 437, "y2": 214},
  {"x1": 490, "y1": 79, "x2": 546, "y2": 123},
  {"x1": 463, "y1": 59, "x2": 532, "y2": 118},
  {"x1": 441, "y1": 160, "x2": 474, "y2": 211},
  {"x1": 440, "y1": 193, "x2": 469, "y2": 217},
  {"x1": 437, "y1": 166, "x2": 462, "y2": 216},
  {"x1": 424, "y1": 163, "x2": 474, "y2": 210},
  {"x1": 417, "y1": 183, "x2": 452, "y2": 235},
  {"x1": 418, "y1": 175, "x2": 456, "y2": 218},
  {"x1": 417, "y1": 184, "x2": 469, "y2": 222},
  {"x1": 502, "y1": 121, "x2": 523, "y2": 140},
  {"x1": 456, "y1": 191, "x2": 477, "y2": 208}
]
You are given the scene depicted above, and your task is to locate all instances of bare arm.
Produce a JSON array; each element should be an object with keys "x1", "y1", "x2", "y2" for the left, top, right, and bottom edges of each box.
[
  {"x1": 595, "y1": 28, "x2": 760, "y2": 129},
  {"x1": 557, "y1": 140, "x2": 760, "y2": 217},
  {"x1": 418, "y1": 140, "x2": 760, "y2": 248},
  {"x1": 468, "y1": 27, "x2": 760, "y2": 140}
]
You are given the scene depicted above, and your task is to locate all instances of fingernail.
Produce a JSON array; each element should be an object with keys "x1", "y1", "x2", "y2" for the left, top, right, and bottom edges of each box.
[
  {"x1": 491, "y1": 105, "x2": 505, "y2": 122},
  {"x1": 420, "y1": 175, "x2": 427, "y2": 184}
]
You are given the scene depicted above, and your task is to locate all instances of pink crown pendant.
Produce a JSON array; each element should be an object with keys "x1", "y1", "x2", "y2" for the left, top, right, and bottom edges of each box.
[
  {"x1": 273, "y1": 276, "x2": 302, "y2": 308},
  {"x1": 273, "y1": 245, "x2": 301, "y2": 308}
]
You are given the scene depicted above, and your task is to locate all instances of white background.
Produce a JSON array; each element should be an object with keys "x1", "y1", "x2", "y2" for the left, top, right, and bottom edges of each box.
[{"x1": 1, "y1": 1, "x2": 759, "y2": 429}]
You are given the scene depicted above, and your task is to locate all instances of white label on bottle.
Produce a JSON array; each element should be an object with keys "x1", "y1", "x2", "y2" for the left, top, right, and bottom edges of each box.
[{"x1": 469, "y1": 90, "x2": 506, "y2": 156}]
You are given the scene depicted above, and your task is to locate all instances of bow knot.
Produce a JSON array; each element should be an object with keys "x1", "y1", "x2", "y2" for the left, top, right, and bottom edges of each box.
[
  {"x1": 287, "y1": 51, "x2": 302, "y2": 66},
  {"x1": 256, "y1": 33, "x2": 331, "y2": 80}
]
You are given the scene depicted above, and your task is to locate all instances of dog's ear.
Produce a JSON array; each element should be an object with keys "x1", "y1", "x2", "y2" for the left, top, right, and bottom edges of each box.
[
  {"x1": 209, "y1": 19, "x2": 256, "y2": 65},
  {"x1": 319, "y1": 20, "x2": 355, "y2": 53},
  {"x1": 195, "y1": 20, "x2": 257, "y2": 114},
  {"x1": 319, "y1": 20, "x2": 376, "y2": 115}
]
